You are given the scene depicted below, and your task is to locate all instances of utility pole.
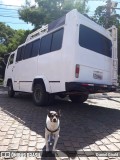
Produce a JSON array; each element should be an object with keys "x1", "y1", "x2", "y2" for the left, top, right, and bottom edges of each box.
[
  {"x1": 83, "y1": 0, "x2": 87, "y2": 13},
  {"x1": 105, "y1": 0, "x2": 112, "y2": 28}
]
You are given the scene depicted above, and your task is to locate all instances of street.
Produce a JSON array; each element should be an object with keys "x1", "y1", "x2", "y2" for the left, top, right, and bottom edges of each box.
[{"x1": 0, "y1": 87, "x2": 120, "y2": 160}]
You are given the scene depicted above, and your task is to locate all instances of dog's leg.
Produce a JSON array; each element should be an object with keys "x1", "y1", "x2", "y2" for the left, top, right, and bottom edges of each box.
[
  {"x1": 45, "y1": 132, "x2": 49, "y2": 151},
  {"x1": 52, "y1": 134, "x2": 59, "y2": 152},
  {"x1": 48, "y1": 134, "x2": 51, "y2": 142}
]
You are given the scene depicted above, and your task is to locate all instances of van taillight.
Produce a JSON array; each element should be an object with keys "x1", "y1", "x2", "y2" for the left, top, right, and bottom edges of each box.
[{"x1": 75, "y1": 64, "x2": 80, "y2": 78}]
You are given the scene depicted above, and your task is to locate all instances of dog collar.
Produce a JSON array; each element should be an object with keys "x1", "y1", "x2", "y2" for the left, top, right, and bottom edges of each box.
[{"x1": 46, "y1": 125, "x2": 60, "y2": 133}]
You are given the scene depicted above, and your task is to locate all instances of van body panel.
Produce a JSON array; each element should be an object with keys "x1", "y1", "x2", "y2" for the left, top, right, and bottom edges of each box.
[{"x1": 4, "y1": 9, "x2": 118, "y2": 95}]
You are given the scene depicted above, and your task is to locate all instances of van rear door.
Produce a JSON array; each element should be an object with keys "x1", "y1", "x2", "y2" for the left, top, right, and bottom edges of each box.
[{"x1": 76, "y1": 24, "x2": 112, "y2": 85}]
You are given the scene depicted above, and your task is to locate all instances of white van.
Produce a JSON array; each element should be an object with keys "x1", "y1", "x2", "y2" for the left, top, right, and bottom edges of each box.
[{"x1": 4, "y1": 9, "x2": 118, "y2": 106}]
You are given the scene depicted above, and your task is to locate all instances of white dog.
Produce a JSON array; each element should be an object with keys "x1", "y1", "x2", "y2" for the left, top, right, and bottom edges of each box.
[{"x1": 45, "y1": 110, "x2": 61, "y2": 152}]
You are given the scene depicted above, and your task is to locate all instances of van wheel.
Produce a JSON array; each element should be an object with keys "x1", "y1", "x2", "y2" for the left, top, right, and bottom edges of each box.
[
  {"x1": 33, "y1": 83, "x2": 49, "y2": 106},
  {"x1": 8, "y1": 81, "x2": 15, "y2": 98},
  {"x1": 69, "y1": 94, "x2": 88, "y2": 103}
]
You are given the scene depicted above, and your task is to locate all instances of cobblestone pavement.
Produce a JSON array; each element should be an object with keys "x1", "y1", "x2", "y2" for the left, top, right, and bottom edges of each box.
[{"x1": 0, "y1": 87, "x2": 120, "y2": 160}]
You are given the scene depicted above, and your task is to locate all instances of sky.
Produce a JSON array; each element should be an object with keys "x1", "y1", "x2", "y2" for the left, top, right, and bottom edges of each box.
[{"x1": 0, "y1": 0, "x2": 120, "y2": 31}]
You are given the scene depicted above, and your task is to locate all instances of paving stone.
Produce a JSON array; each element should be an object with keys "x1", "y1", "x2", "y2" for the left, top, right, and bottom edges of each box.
[
  {"x1": 14, "y1": 157, "x2": 26, "y2": 160},
  {"x1": 78, "y1": 157, "x2": 89, "y2": 160},
  {"x1": 18, "y1": 145, "x2": 28, "y2": 151},
  {"x1": 70, "y1": 157, "x2": 80, "y2": 160},
  {"x1": 23, "y1": 130, "x2": 30, "y2": 135},
  {"x1": 106, "y1": 144, "x2": 119, "y2": 151},
  {"x1": 88, "y1": 157, "x2": 98, "y2": 160},
  {"x1": 0, "y1": 131, "x2": 6, "y2": 136},
  {"x1": 22, "y1": 135, "x2": 30, "y2": 140},
  {"x1": 8, "y1": 143, "x2": 19, "y2": 150},
  {"x1": 72, "y1": 142, "x2": 80, "y2": 148},
  {"x1": 27, "y1": 147, "x2": 36, "y2": 151},
  {"x1": 114, "y1": 142, "x2": 120, "y2": 149},
  {"x1": 97, "y1": 157, "x2": 109, "y2": 160},
  {"x1": 95, "y1": 141, "x2": 103, "y2": 146},
  {"x1": 101, "y1": 138, "x2": 111, "y2": 145},
  {"x1": 107, "y1": 137, "x2": 119, "y2": 143},
  {"x1": 1, "y1": 139, "x2": 11, "y2": 145},
  {"x1": 30, "y1": 131, "x2": 37, "y2": 136},
  {"x1": 64, "y1": 141, "x2": 72, "y2": 147},
  {"x1": 30, "y1": 136, "x2": 36, "y2": 141},
  {"x1": 65, "y1": 146, "x2": 75, "y2": 151},
  {"x1": 20, "y1": 140, "x2": 29, "y2": 146},
  {"x1": 28, "y1": 141, "x2": 36, "y2": 147},
  {"x1": 98, "y1": 145, "x2": 109, "y2": 151},
  {"x1": 89, "y1": 144, "x2": 101, "y2": 151},
  {"x1": 0, "y1": 145, "x2": 8, "y2": 151},
  {"x1": 26, "y1": 157, "x2": 36, "y2": 160},
  {"x1": 1, "y1": 126, "x2": 10, "y2": 132},
  {"x1": 57, "y1": 143, "x2": 66, "y2": 150},
  {"x1": 37, "y1": 137, "x2": 45, "y2": 143},
  {"x1": 112, "y1": 134, "x2": 120, "y2": 140},
  {"x1": 11, "y1": 138, "x2": 20, "y2": 144},
  {"x1": 14, "y1": 133, "x2": 22, "y2": 138},
  {"x1": 37, "y1": 142, "x2": 45, "y2": 149},
  {"x1": 7, "y1": 131, "x2": 15, "y2": 135},
  {"x1": 0, "y1": 136, "x2": 4, "y2": 140},
  {"x1": 9, "y1": 127, "x2": 17, "y2": 131}
]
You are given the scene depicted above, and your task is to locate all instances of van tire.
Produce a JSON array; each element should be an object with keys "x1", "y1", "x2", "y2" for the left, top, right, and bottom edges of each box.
[
  {"x1": 8, "y1": 81, "x2": 15, "y2": 98},
  {"x1": 33, "y1": 83, "x2": 49, "y2": 106},
  {"x1": 69, "y1": 94, "x2": 88, "y2": 103}
]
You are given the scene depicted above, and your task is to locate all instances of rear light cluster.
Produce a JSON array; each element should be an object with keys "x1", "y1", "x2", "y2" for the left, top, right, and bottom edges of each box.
[{"x1": 75, "y1": 64, "x2": 80, "y2": 78}]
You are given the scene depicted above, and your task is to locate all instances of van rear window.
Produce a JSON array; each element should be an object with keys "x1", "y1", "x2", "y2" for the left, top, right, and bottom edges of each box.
[{"x1": 79, "y1": 25, "x2": 112, "y2": 58}]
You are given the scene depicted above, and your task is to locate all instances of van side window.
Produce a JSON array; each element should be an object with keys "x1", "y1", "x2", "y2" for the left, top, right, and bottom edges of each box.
[
  {"x1": 31, "y1": 39, "x2": 40, "y2": 57},
  {"x1": 51, "y1": 28, "x2": 64, "y2": 52},
  {"x1": 8, "y1": 54, "x2": 14, "y2": 65},
  {"x1": 16, "y1": 46, "x2": 25, "y2": 62},
  {"x1": 40, "y1": 34, "x2": 52, "y2": 55},
  {"x1": 16, "y1": 48, "x2": 21, "y2": 62},
  {"x1": 23, "y1": 42, "x2": 33, "y2": 60}
]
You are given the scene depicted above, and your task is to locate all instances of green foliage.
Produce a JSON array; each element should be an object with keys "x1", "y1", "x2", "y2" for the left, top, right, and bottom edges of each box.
[
  {"x1": 0, "y1": 22, "x2": 15, "y2": 45},
  {"x1": 92, "y1": 5, "x2": 120, "y2": 28},
  {"x1": 19, "y1": 0, "x2": 88, "y2": 28},
  {"x1": 0, "y1": 44, "x2": 8, "y2": 56},
  {"x1": 0, "y1": 22, "x2": 30, "y2": 56},
  {"x1": 0, "y1": 22, "x2": 30, "y2": 79}
]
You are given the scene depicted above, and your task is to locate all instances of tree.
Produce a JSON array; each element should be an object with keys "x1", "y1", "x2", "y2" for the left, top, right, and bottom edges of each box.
[
  {"x1": 18, "y1": 0, "x2": 88, "y2": 28},
  {"x1": 92, "y1": 1, "x2": 120, "y2": 28},
  {"x1": 0, "y1": 22, "x2": 30, "y2": 79},
  {"x1": 0, "y1": 22, "x2": 15, "y2": 57},
  {"x1": 0, "y1": 22, "x2": 30, "y2": 56}
]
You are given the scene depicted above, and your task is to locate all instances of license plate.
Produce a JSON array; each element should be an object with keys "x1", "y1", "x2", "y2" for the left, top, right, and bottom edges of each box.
[{"x1": 93, "y1": 71, "x2": 103, "y2": 80}]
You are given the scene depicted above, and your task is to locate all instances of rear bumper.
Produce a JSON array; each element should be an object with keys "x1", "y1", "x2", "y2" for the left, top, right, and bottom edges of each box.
[{"x1": 65, "y1": 82, "x2": 117, "y2": 94}]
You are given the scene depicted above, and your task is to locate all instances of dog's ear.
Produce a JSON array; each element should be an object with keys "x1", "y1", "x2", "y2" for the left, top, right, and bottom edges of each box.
[
  {"x1": 47, "y1": 110, "x2": 51, "y2": 117},
  {"x1": 57, "y1": 110, "x2": 61, "y2": 117}
]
